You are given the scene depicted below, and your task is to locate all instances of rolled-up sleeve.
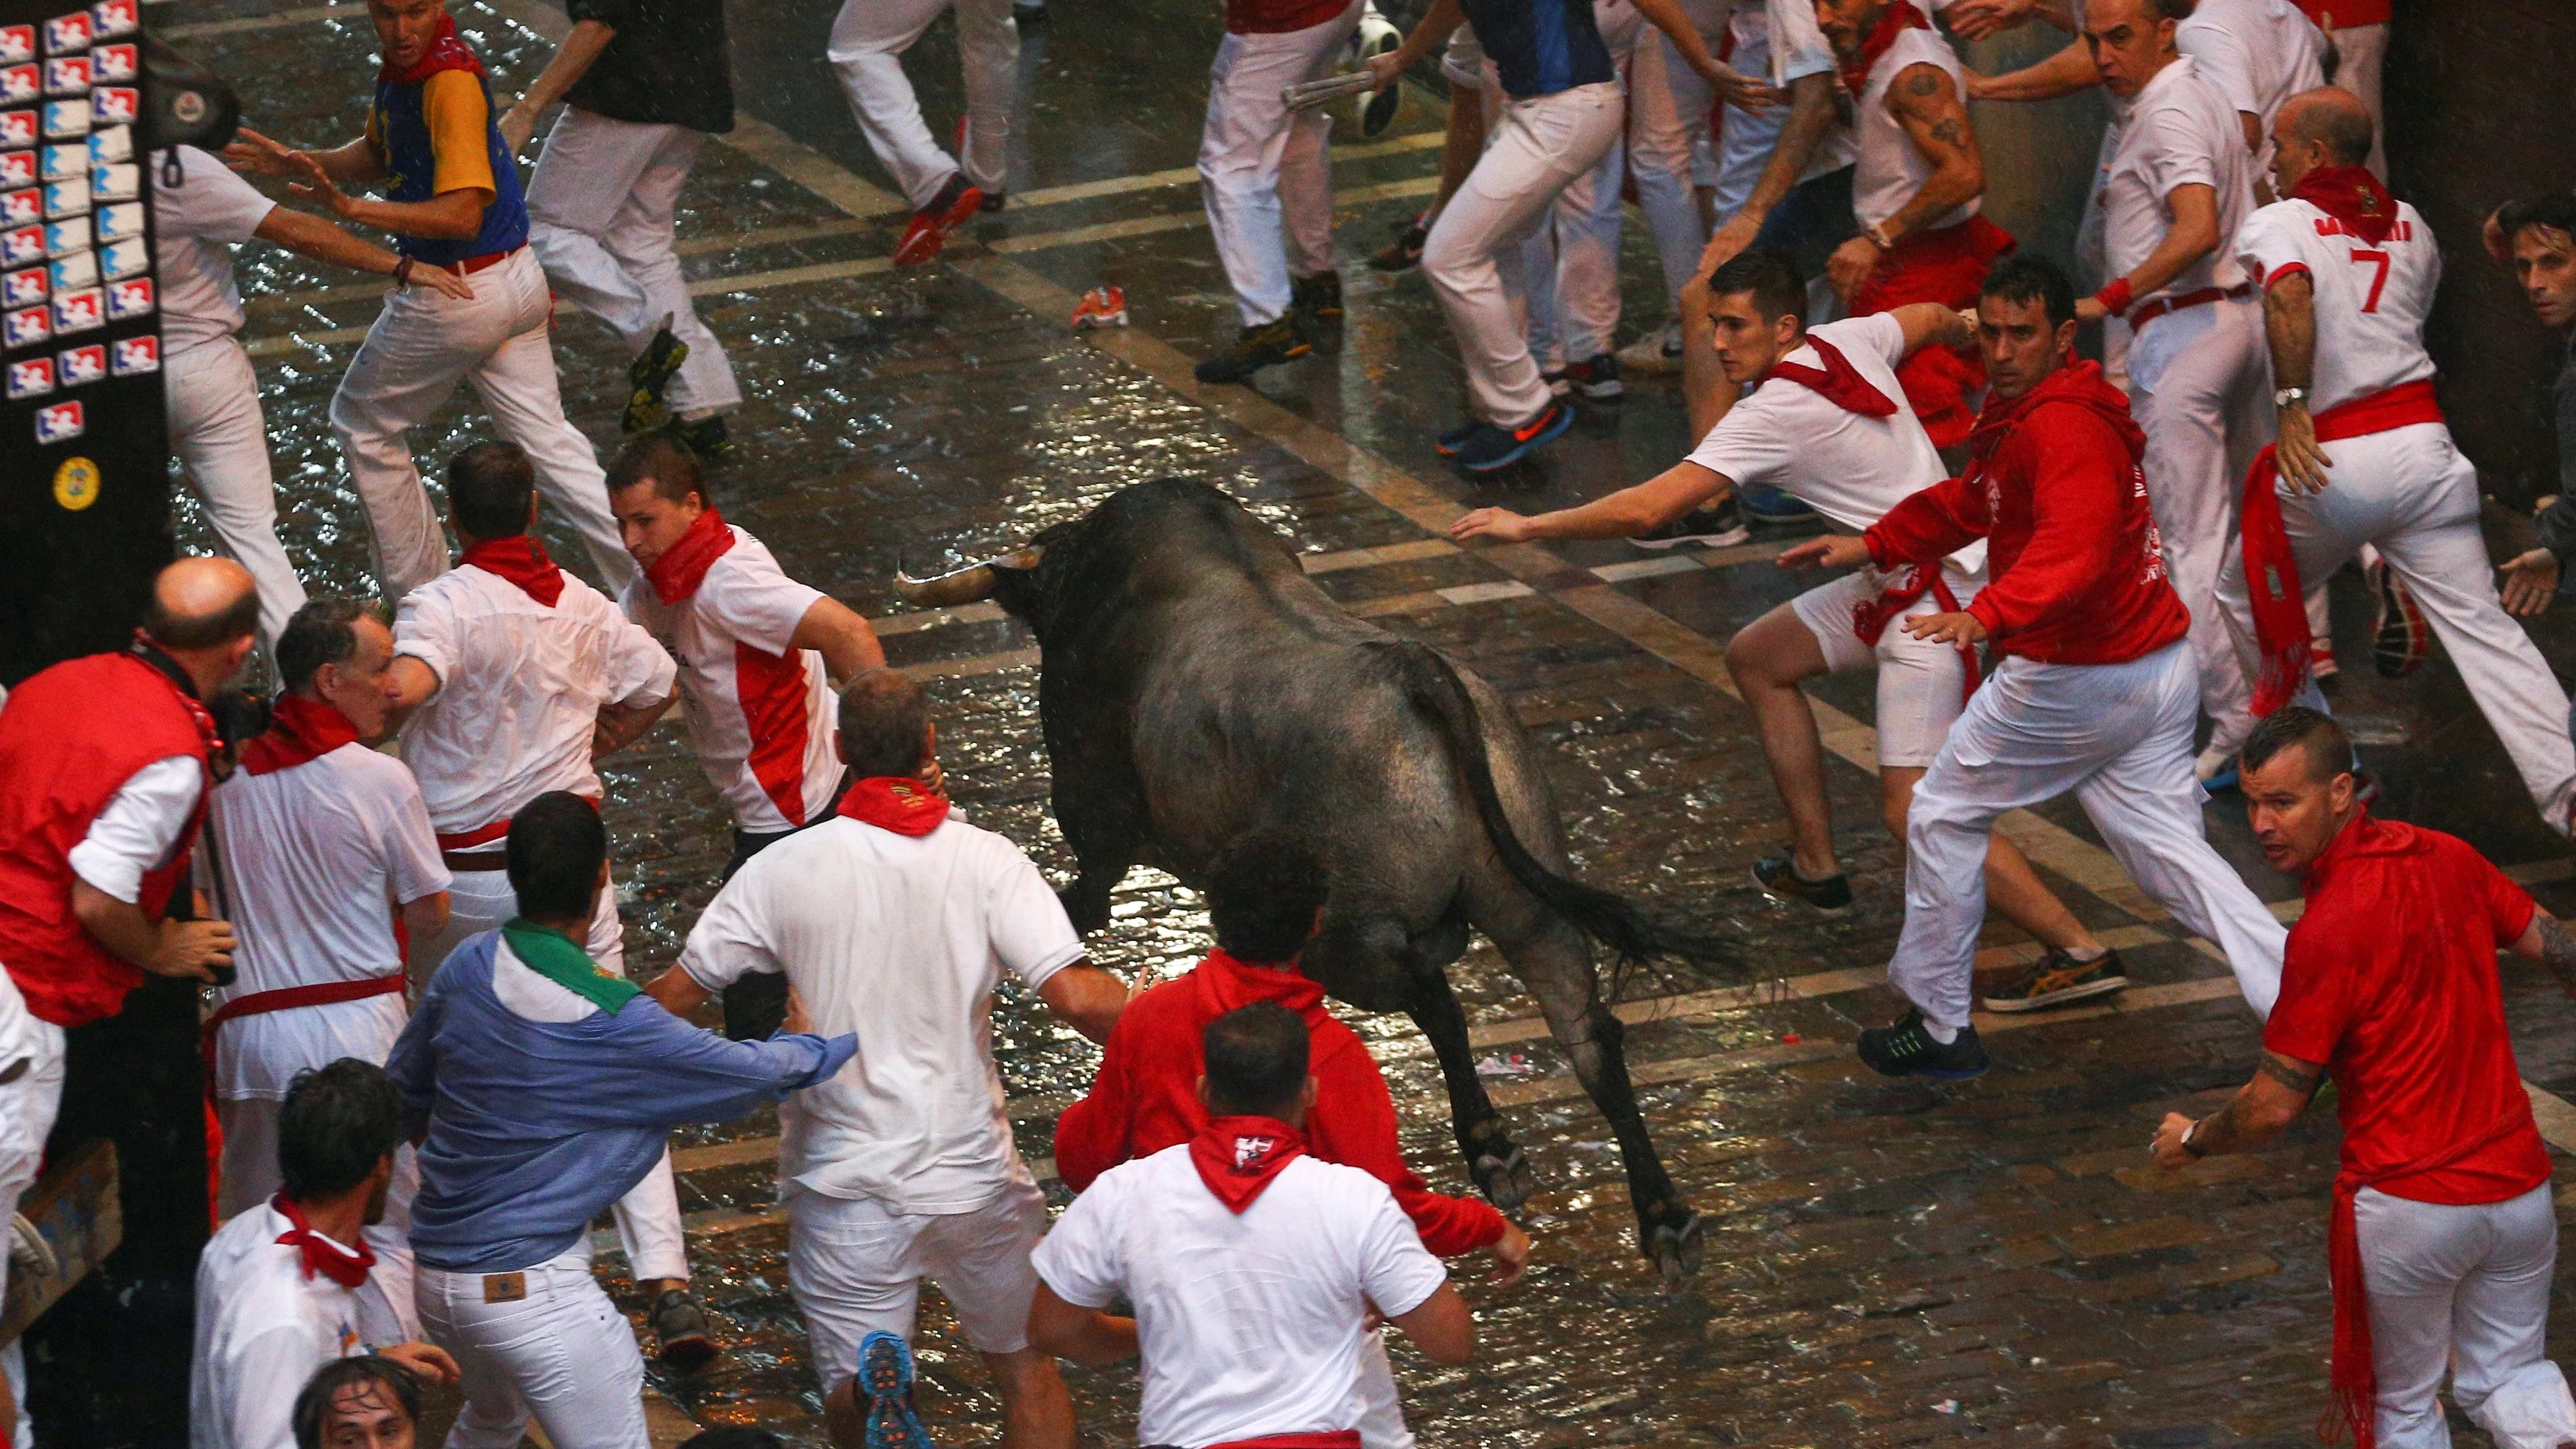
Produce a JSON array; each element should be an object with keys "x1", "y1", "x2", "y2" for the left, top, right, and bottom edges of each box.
[{"x1": 67, "y1": 755, "x2": 201, "y2": 903}]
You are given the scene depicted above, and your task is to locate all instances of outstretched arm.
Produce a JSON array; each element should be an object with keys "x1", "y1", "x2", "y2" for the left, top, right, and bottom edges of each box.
[
  {"x1": 499, "y1": 17, "x2": 616, "y2": 154},
  {"x1": 1628, "y1": 0, "x2": 1780, "y2": 108},
  {"x1": 1365, "y1": 0, "x2": 1463, "y2": 91},
  {"x1": 253, "y1": 206, "x2": 476, "y2": 299},
  {"x1": 2152, "y1": 1050, "x2": 2324, "y2": 1165},
  {"x1": 1450, "y1": 462, "x2": 1731, "y2": 544},
  {"x1": 1697, "y1": 74, "x2": 1839, "y2": 277},
  {"x1": 1966, "y1": 38, "x2": 2098, "y2": 102}
]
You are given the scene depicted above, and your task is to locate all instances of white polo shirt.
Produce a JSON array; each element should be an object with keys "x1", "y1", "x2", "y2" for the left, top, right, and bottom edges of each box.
[
  {"x1": 189, "y1": 1201, "x2": 367, "y2": 1449},
  {"x1": 621, "y1": 527, "x2": 839, "y2": 836},
  {"x1": 1762, "y1": 0, "x2": 1858, "y2": 179},
  {"x1": 208, "y1": 742, "x2": 450, "y2": 1101},
  {"x1": 677, "y1": 814, "x2": 1085, "y2": 1214},
  {"x1": 1684, "y1": 314, "x2": 1985, "y2": 572},
  {"x1": 2100, "y1": 57, "x2": 2254, "y2": 307},
  {"x1": 152, "y1": 145, "x2": 278, "y2": 358},
  {"x1": 2237, "y1": 197, "x2": 2438, "y2": 413},
  {"x1": 65, "y1": 754, "x2": 201, "y2": 904},
  {"x1": 2173, "y1": 0, "x2": 2324, "y2": 179},
  {"x1": 1033, "y1": 1144, "x2": 1450, "y2": 1449},
  {"x1": 1853, "y1": 28, "x2": 1976, "y2": 232},
  {"x1": 392, "y1": 564, "x2": 675, "y2": 836}
]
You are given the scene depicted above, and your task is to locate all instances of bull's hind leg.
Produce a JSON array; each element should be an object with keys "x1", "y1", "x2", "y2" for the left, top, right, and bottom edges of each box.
[
  {"x1": 1406, "y1": 952, "x2": 1540, "y2": 1213},
  {"x1": 1505, "y1": 919, "x2": 1704, "y2": 1283}
]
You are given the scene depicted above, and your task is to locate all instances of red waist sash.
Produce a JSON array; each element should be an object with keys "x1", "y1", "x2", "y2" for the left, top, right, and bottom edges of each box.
[
  {"x1": 201, "y1": 969, "x2": 408, "y2": 1098},
  {"x1": 1851, "y1": 564, "x2": 1979, "y2": 702},
  {"x1": 434, "y1": 791, "x2": 601, "y2": 852}
]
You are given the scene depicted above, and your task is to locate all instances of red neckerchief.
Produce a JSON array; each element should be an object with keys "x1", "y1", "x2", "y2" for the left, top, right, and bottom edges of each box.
[
  {"x1": 460, "y1": 535, "x2": 565, "y2": 607},
  {"x1": 1761, "y1": 335, "x2": 1898, "y2": 417},
  {"x1": 271, "y1": 1194, "x2": 375, "y2": 1290},
  {"x1": 643, "y1": 507, "x2": 737, "y2": 605},
  {"x1": 1188, "y1": 1115, "x2": 1308, "y2": 1214},
  {"x1": 378, "y1": 11, "x2": 485, "y2": 85},
  {"x1": 1838, "y1": 0, "x2": 1929, "y2": 95},
  {"x1": 239, "y1": 693, "x2": 363, "y2": 777},
  {"x1": 2291, "y1": 164, "x2": 2399, "y2": 246},
  {"x1": 836, "y1": 776, "x2": 949, "y2": 836}
]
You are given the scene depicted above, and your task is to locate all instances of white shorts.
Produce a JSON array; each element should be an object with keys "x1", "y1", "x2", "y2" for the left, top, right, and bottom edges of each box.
[
  {"x1": 1788, "y1": 562, "x2": 1983, "y2": 770},
  {"x1": 788, "y1": 1174, "x2": 1048, "y2": 1388}
]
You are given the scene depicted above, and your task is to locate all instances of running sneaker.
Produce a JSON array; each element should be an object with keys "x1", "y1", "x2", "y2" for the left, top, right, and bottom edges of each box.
[
  {"x1": 1616, "y1": 322, "x2": 1684, "y2": 376},
  {"x1": 1194, "y1": 318, "x2": 1311, "y2": 384},
  {"x1": 1371, "y1": 213, "x2": 1429, "y2": 272},
  {"x1": 1562, "y1": 352, "x2": 1623, "y2": 401},
  {"x1": 1857, "y1": 1008, "x2": 1990, "y2": 1080},
  {"x1": 1738, "y1": 483, "x2": 1818, "y2": 523},
  {"x1": 2368, "y1": 559, "x2": 2429, "y2": 678},
  {"x1": 1435, "y1": 418, "x2": 1480, "y2": 457},
  {"x1": 621, "y1": 323, "x2": 690, "y2": 435},
  {"x1": 667, "y1": 413, "x2": 734, "y2": 461},
  {"x1": 2309, "y1": 637, "x2": 2338, "y2": 681},
  {"x1": 651, "y1": 1288, "x2": 719, "y2": 1372},
  {"x1": 1449, "y1": 401, "x2": 1573, "y2": 473},
  {"x1": 858, "y1": 1332, "x2": 936, "y2": 1449},
  {"x1": 1751, "y1": 852, "x2": 1852, "y2": 914},
  {"x1": 894, "y1": 173, "x2": 986, "y2": 268},
  {"x1": 1291, "y1": 270, "x2": 1344, "y2": 324},
  {"x1": 1634, "y1": 498, "x2": 1750, "y2": 550},
  {"x1": 1980, "y1": 946, "x2": 2130, "y2": 1013},
  {"x1": 2195, "y1": 746, "x2": 2240, "y2": 792}
]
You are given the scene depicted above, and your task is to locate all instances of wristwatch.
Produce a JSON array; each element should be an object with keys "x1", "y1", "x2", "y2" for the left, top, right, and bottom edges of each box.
[
  {"x1": 2180, "y1": 1119, "x2": 2210, "y2": 1158},
  {"x1": 2274, "y1": 387, "x2": 2309, "y2": 408}
]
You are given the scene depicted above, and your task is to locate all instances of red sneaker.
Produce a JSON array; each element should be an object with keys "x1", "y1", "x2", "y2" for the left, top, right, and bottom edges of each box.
[{"x1": 894, "y1": 175, "x2": 985, "y2": 268}]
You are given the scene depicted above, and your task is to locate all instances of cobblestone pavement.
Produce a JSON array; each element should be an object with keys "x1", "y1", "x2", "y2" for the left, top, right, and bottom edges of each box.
[{"x1": 165, "y1": 1, "x2": 2576, "y2": 1445}]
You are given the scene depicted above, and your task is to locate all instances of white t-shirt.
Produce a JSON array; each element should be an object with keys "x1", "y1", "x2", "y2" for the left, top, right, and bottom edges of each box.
[
  {"x1": 678, "y1": 815, "x2": 1085, "y2": 1213},
  {"x1": 2100, "y1": 57, "x2": 2254, "y2": 305},
  {"x1": 189, "y1": 1201, "x2": 367, "y2": 1449},
  {"x1": 2173, "y1": 0, "x2": 2325, "y2": 179},
  {"x1": 1763, "y1": 0, "x2": 1860, "y2": 179},
  {"x1": 393, "y1": 564, "x2": 675, "y2": 836},
  {"x1": 1853, "y1": 27, "x2": 1975, "y2": 232},
  {"x1": 621, "y1": 528, "x2": 838, "y2": 836},
  {"x1": 1684, "y1": 314, "x2": 1984, "y2": 571},
  {"x1": 1033, "y1": 1144, "x2": 1450, "y2": 1449},
  {"x1": 2237, "y1": 197, "x2": 2438, "y2": 414},
  {"x1": 152, "y1": 146, "x2": 277, "y2": 357},
  {"x1": 208, "y1": 742, "x2": 450, "y2": 1101},
  {"x1": 67, "y1": 754, "x2": 201, "y2": 904}
]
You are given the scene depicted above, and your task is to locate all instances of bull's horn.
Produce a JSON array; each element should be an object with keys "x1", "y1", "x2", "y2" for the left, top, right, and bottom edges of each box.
[{"x1": 892, "y1": 547, "x2": 1044, "y2": 608}]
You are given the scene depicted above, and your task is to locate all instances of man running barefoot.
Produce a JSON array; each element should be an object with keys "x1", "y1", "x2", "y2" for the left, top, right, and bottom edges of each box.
[{"x1": 1452, "y1": 250, "x2": 2123, "y2": 1012}]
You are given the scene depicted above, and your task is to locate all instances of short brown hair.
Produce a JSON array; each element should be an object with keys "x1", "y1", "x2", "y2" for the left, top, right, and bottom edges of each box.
[
  {"x1": 605, "y1": 434, "x2": 704, "y2": 508},
  {"x1": 838, "y1": 670, "x2": 932, "y2": 778},
  {"x1": 2241, "y1": 705, "x2": 2353, "y2": 784}
]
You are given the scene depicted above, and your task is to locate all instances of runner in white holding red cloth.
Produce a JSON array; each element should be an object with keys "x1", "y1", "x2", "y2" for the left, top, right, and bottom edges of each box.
[
  {"x1": 2154, "y1": 707, "x2": 2576, "y2": 1449},
  {"x1": 2204, "y1": 89, "x2": 2576, "y2": 835}
]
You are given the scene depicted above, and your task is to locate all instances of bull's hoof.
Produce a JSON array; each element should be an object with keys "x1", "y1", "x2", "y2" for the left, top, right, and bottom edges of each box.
[
  {"x1": 1644, "y1": 1212, "x2": 1705, "y2": 1284},
  {"x1": 1472, "y1": 1147, "x2": 1536, "y2": 1213}
]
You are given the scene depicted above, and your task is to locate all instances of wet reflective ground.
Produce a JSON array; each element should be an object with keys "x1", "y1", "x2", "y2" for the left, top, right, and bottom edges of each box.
[{"x1": 163, "y1": 0, "x2": 2576, "y2": 1443}]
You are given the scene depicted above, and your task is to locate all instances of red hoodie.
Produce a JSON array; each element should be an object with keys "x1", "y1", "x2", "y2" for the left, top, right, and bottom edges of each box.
[
  {"x1": 1863, "y1": 359, "x2": 2190, "y2": 665},
  {"x1": 1052, "y1": 951, "x2": 1508, "y2": 1259}
]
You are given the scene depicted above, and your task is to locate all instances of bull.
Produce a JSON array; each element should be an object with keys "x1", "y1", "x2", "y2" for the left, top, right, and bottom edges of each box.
[{"x1": 898, "y1": 479, "x2": 1721, "y2": 1280}]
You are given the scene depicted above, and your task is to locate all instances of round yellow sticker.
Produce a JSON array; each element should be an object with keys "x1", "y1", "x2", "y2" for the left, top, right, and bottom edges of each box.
[{"x1": 52, "y1": 457, "x2": 100, "y2": 512}]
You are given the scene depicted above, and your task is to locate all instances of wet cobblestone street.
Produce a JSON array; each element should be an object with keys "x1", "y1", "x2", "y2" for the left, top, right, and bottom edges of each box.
[{"x1": 154, "y1": 1, "x2": 2576, "y2": 1443}]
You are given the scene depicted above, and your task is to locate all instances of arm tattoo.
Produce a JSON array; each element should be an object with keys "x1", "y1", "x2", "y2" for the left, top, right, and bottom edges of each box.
[
  {"x1": 2193, "y1": 1052, "x2": 2323, "y2": 1156},
  {"x1": 2254, "y1": 1051, "x2": 2324, "y2": 1099},
  {"x1": 1930, "y1": 117, "x2": 1966, "y2": 147},
  {"x1": 1907, "y1": 69, "x2": 1944, "y2": 97},
  {"x1": 2536, "y1": 915, "x2": 2576, "y2": 990}
]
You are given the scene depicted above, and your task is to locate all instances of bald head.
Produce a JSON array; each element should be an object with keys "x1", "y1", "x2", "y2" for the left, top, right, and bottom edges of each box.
[
  {"x1": 144, "y1": 558, "x2": 259, "y2": 651},
  {"x1": 2284, "y1": 88, "x2": 2373, "y2": 167}
]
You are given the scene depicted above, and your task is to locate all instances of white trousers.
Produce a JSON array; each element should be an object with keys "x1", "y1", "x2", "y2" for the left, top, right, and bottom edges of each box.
[
  {"x1": 421, "y1": 1243, "x2": 648, "y2": 1449},
  {"x1": 2130, "y1": 298, "x2": 2271, "y2": 724},
  {"x1": 0, "y1": 972, "x2": 64, "y2": 1449},
  {"x1": 167, "y1": 338, "x2": 306, "y2": 644},
  {"x1": 327, "y1": 247, "x2": 634, "y2": 606},
  {"x1": 1425, "y1": 83, "x2": 1624, "y2": 425},
  {"x1": 2356, "y1": 1184, "x2": 2576, "y2": 1449},
  {"x1": 1198, "y1": 3, "x2": 1360, "y2": 327},
  {"x1": 827, "y1": 0, "x2": 1016, "y2": 209},
  {"x1": 787, "y1": 1179, "x2": 1048, "y2": 1393},
  {"x1": 1892, "y1": 642, "x2": 2287, "y2": 1032},
  {"x1": 1350, "y1": 1328, "x2": 1415, "y2": 1449},
  {"x1": 418, "y1": 869, "x2": 690, "y2": 1284},
  {"x1": 527, "y1": 109, "x2": 742, "y2": 417},
  {"x1": 215, "y1": 1097, "x2": 425, "y2": 1342},
  {"x1": 2208, "y1": 423, "x2": 2576, "y2": 827},
  {"x1": 2335, "y1": 22, "x2": 2388, "y2": 178}
]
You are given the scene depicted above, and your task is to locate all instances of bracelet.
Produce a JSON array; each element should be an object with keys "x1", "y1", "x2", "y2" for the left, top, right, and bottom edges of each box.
[
  {"x1": 2180, "y1": 1119, "x2": 2211, "y2": 1158},
  {"x1": 2093, "y1": 277, "x2": 2133, "y2": 319},
  {"x1": 1862, "y1": 221, "x2": 1896, "y2": 251},
  {"x1": 393, "y1": 257, "x2": 415, "y2": 288}
]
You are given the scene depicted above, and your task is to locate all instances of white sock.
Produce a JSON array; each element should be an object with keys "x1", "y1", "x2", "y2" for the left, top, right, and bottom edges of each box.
[
  {"x1": 2063, "y1": 945, "x2": 2107, "y2": 963},
  {"x1": 1924, "y1": 1019, "x2": 1959, "y2": 1045}
]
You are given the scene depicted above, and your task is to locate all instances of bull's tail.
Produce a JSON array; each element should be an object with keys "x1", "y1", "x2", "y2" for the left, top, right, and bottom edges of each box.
[{"x1": 1371, "y1": 639, "x2": 1733, "y2": 977}]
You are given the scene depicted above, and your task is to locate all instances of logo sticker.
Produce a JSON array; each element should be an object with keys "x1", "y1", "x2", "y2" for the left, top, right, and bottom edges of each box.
[
  {"x1": 4, "y1": 355, "x2": 47, "y2": 396},
  {"x1": 0, "y1": 65, "x2": 34, "y2": 104},
  {"x1": 42, "y1": 215, "x2": 82, "y2": 255},
  {"x1": 88, "y1": 42, "x2": 129, "y2": 82},
  {"x1": 101, "y1": 274, "x2": 143, "y2": 317},
  {"x1": 1, "y1": 265, "x2": 41, "y2": 305},
  {"x1": 48, "y1": 283, "x2": 95, "y2": 332},
  {"x1": 53, "y1": 339, "x2": 96, "y2": 384},
  {"x1": 87, "y1": 160, "x2": 131, "y2": 199},
  {"x1": 107, "y1": 331, "x2": 150, "y2": 375},
  {"x1": 42, "y1": 55, "x2": 84, "y2": 95},
  {"x1": 89, "y1": 1, "x2": 133, "y2": 39},
  {"x1": 0, "y1": 187, "x2": 32, "y2": 224},
  {"x1": 51, "y1": 453, "x2": 97, "y2": 507},
  {"x1": 3, "y1": 301, "x2": 45, "y2": 346},
  {"x1": 40, "y1": 176, "x2": 81, "y2": 218},
  {"x1": 39, "y1": 98, "x2": 84, "y2": 138},
  {"x1": 95, "y1": 236, "x2": 138, "y2": 279},
  {"x1": 87, "y1": 86, "x2": 130, "y2": 126},
  {"x1": 0, "y1": 27, "x2": 32, "y2": 63},
  {"x1": 83, "y1": 121, "x2": 123, "y2": 164},
  {"x1": 47, "y1": 248, "x2": 89, "y2": 288},
  {"x1": 0, "y1": 112, "x2": 32, "y2": 152},
  {"x1": 43, "y1": 13, "x2": 90, "y2": 54},
  {"x1": 34, "y1": 399, "x2": 81, "y2": 446},
  {"x1": 37, "y1": 142, "x2": 78, "y2": 180},
  {"x1": 0, "y1": 224, "x2": 37, "y2": 265},
  {"x1": 91, "y1": 199, "x2": 134, "y2": 239}
]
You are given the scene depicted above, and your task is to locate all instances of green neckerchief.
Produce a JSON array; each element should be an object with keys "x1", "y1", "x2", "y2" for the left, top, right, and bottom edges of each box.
[{"x1": 500, "y1": 919, "x2": 641, "y2": 1013}]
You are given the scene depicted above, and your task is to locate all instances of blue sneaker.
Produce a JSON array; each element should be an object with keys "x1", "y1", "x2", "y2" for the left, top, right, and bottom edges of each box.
[
  {"x1": 857, "y1": 1332, "x2": 934, "y2": 1449},
  {"x1": 1738, "y1": 482, "x2": 1816, "y2": 523},
  {"x1": 2196, "y1": 749, "x2": 2240, "y2": 793},
  {"x1": 1435, "y1": 418, "x2": 1480, "y2": 456},
  {"x1": 1451, "y1": 402, "x2": 1573, "y2": 474}
]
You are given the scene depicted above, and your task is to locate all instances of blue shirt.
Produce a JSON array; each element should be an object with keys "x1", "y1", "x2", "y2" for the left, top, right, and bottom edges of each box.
[
  {"x1": 386, "y1": 932, "x2": 858, "y2": 1272},
  {"x1": 367, "y1": 61, "x2": 528, "y2": 265},
  {"x1": 1459, "y1": 0, "x2": 1616, "y2": 98}
]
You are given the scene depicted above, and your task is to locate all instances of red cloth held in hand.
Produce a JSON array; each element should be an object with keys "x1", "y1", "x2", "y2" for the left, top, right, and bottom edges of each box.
[{"x1": 1849, "y1": 215, "x2": 2019, "y2": 449}]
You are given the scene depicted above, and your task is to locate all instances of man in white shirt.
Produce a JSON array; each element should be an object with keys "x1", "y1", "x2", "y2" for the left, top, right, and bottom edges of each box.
[
  {"x1": 191, "y1": 1060, "x2": 457, "y2": 1449},
  {"x1": 2204, "y1": 91, "x2": 2576, "y2": 834},
  {"x1": 154, "y1": 145, "x2": 474, "y2": 644},
  {"x1": 650, "y1": 669, "x2": 1129, "y2": 1449},
  {"x1": 380, "y1": 441, "x2": 706, "y2": 1363},
  {"x1": 2069, "y1": 0, "x2": 2269, "y2": 760},
  {"x1": 1026, "y1": 1002, "x2": 1474, "y2": 1449},
  {"x1": 608, "y1": 435, "x2": 885, "y2": 1038},
  {"x1": 208, "y1": 598, "x2": 453, "y2": 1333},
  {"x1": 1453, "y1": 250, "x2": 2122, "y2": 1011}
]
